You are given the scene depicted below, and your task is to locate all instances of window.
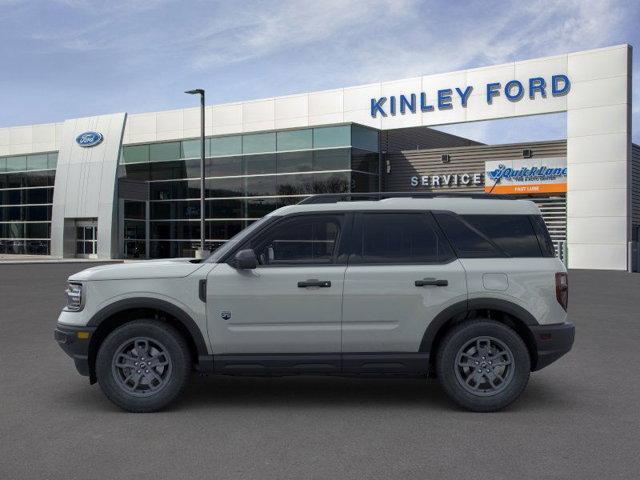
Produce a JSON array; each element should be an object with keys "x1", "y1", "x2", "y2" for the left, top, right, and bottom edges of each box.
[
  {"x1": 249, "y1": 215, "x2": 342, "y2": 265},
  {"x1": 206, "y1": 156, "x2": 243, "y2": 177},
  {"x1": 124, "y1": 201, "x2": 145, "y2": 220},
  {"x1": 529, "y1": 215, "x2": 556, "y2": 257},
  {"x1": 245, "y1": 154, "x2": 276, "y2": 175},
  {"x1": 313, "y1": 149, "x2": 350, "y2": 171},
  {"x1": 211, "y1": 136, "x2": 242, "y2": 157},
  {"x1": 353, "y1": 213, "x2": 454, "y2": 264},
  {"x1": 181, "y1": 139, "x2": 203, "y2": 159},
  {"x1": 242, "y1": 133, "x2": 276, "y2": 154},
  {"x1": 26, "y1": 154, "x2": 48, "y2": 171},
  {"x1": 277, "y1": 151, "x2": 312, "y2": 173},
  {"x1": 313, "y1": 126, "x2": 350, "y2": 149},
  {"x1": 47, "y1": 153, "x2": 58, "y2": 170},
  {"x1": 150, "y1": 142, "x2": 181, "y2": 162},
  {"x1": 277, "y1": 129, "x2": 312, "y2": 151},
  {"x1": 351, "y1": 125, "x2": 379, "y2": 152},
  {"x1": 434, "y1": 212, "x2": 502, "y2": 258},
  {"x1": 6, "y1": 156, "x2": 27, "y2": 172},
  {"x1": 462, "y1": 215, "x2": 543, "y2": 257},
  {"x1": 122, "y1": 145, "x2": 149, "y2": 164}
]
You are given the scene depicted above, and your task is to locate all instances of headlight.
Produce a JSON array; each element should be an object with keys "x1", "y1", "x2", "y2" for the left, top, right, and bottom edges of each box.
[{"x1": 65, "y1": 283, "x2": 84, "y2": 311}]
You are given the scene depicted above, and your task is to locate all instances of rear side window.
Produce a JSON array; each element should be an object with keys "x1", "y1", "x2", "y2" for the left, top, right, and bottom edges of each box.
[
  {"x1": 352, "y1": 212, "x2": 454, "y2": 264},
  {"x1": 462, "y1": 215, "x2": 543, "y2": 257},
  {"x1": 433, "y1": 212, "x2": 503, "y2": 258},
  {"x1": 529, "y1": 215, "x2": 556, "y2": 257}
]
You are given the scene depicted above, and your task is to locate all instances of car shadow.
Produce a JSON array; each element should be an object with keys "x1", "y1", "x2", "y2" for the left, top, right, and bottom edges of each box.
[{"x1": 52, "y1": 373, "x2": 579, "y2": 414}]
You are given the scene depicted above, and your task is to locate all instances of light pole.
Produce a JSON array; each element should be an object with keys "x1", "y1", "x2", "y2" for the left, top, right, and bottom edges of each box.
[{"x1": 185, "y1": 89, "x2": 206, "y2": 258}]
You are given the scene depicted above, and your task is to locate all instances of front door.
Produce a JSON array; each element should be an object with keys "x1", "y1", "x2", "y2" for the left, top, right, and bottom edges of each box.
[
  {"x1": 341, "y1": 212, "x2": 467, "y2": 371},
  {"x1": 75, "y1": 221, "x2": 98, "y2": 258},
  {"x1": 206, "y1": 213, "x2": 348, "y2": 362}
]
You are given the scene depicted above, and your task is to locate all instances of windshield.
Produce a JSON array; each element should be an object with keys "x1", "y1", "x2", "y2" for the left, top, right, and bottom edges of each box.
[{"x1": 206, "y1": 216, "x2": 272, "y2": 263}]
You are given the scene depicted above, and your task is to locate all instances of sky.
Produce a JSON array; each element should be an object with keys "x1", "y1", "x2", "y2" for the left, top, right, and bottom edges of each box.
[{"x1": 0, "y1": 0, "x2": 638, "y2": 144}]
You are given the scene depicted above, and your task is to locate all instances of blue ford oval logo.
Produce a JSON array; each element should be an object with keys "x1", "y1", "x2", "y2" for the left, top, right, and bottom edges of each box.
[{"x1": 76, "y1": 131, "x2": 103, "y2": 147}]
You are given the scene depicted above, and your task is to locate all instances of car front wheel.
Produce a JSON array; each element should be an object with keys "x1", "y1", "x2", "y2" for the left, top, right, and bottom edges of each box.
[{"x1": 96, "y1": 320, "x2": 191, "y2": 412}]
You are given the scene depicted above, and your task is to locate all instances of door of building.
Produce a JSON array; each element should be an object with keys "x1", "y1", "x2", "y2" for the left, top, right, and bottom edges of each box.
[{"x1": 76, "y1": 221, "x2": 98, "y2": 258}]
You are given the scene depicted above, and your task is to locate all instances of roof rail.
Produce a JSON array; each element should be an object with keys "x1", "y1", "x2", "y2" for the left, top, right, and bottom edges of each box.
[{"x1": 297, "y1": 192, "x2": 534, "y2": 204}]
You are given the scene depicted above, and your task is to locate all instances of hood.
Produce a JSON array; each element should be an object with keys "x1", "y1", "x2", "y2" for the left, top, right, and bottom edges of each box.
[{"x1": 69, "y1": 258, "x2": 205, "y2": 281}]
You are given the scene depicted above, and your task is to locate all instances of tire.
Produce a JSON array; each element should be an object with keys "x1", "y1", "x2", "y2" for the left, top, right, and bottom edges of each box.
[
  {"x1": 436, "y1": 319, "x2": 530, "y2": 412},
  {"x1": 96, "y1": 320, "x2": 192, "y2": 413}
]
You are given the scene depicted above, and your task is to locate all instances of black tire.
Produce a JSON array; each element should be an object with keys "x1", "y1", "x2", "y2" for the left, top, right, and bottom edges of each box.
[
  {"x1": 436, "y1": 319, "x2": 530, "y2": 412},
  {"x1": 96, "y1": 320, "x2": 191, "y2": 413}
]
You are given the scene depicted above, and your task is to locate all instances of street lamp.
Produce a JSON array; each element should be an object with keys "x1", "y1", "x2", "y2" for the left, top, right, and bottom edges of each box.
[{"x1": 185, "y1": 88, "x2": 206, "y2": 259}]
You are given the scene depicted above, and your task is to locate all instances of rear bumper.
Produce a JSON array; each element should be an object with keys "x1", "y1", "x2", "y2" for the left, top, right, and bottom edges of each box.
[
  {"x1": 54, "y1": 324, "x2": 96, "y2": 377},
  {"x1": 530, "y1": 321, "x2": 575, "y2": 371}
]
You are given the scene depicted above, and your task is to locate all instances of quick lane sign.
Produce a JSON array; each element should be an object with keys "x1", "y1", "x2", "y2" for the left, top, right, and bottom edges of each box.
[
  {"x1": 370, "y1": 74, "x2": 570, "y2": 117},
  {"x1": 484, "y1": 157, "x2": 567, "y2": 194}
]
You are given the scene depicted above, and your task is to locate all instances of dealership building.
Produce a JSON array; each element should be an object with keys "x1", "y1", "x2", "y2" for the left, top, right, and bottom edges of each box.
[{"x1": 0, "y1": 44, "x2": 637, "y2": 271}]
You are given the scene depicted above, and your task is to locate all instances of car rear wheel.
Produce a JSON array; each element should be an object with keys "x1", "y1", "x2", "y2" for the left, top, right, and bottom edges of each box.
[
  {"x1": 436, "y1": 319, "x2": 530, "y2": 412},
  {"x1": 96, "y1": 320, "x2": 191, "y2": 412}
]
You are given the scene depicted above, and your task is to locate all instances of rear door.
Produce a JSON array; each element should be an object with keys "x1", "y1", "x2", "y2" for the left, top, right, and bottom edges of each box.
[{"x1": 341, "y1": 211, "x2": 467, "y2": 371}]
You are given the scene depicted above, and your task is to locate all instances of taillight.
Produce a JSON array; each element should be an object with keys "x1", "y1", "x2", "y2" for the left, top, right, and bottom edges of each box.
[{"x1": 555, "y1": 272, "x2": 568, "y2": 311}]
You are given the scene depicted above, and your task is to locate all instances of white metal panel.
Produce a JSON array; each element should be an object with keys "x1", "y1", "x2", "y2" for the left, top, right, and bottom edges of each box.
[
  {"x1": 567, "y1": 103, "x2": 629, "y2": 138},
  {"x1": 0, "y1": 128, "x2": 9, "y2": 146},
  {"x1": 242, "y1": 99, "x2": 274, "y2": 124},
  {"x1": 156, "y1": 109, "x2": 183, "y2": 133},
  {"x1": 308, "y1": 89, "x2": 343, "y2": 116},
  {"x1": 567, "y1": 189, "x2": 628, "y2": 217},
  {"x1": 567, "y1": 76, "x2": 628, "y2": 110},
  {"x1": 568, "y1": 161, "x2": 627, "y2": 190},
  {"x1": 514, "y1": 54, "x2": 567, "y2": 81},
  {"x1": 567, "y1": 45, "x2": 629, "y2": 82},
  {"x1": 567, "y1": 133, "x2": 628, "y2": 164},
  {"x1": 466, "y1": 93, "x2": 516, "y2": 122},
  {"x1": 568, "y1": 244, "x2": 628, "y2": 270},
  {"x1": 274, "y1": 94, "x2": 308, "y2": 119},
  {"x1": 9, "y1": 125, "x2": 33, "y2": 145},
  {"x1": 569, "y1": 216, "x2": 628, "y2": 244},
  {"x1": 343, "y1": 83, "x2": 381, "y2": 111}
]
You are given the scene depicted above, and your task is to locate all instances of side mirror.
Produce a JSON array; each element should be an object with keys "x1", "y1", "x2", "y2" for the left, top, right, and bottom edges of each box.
[{"x1": 232, "y1": 249, "x2": 258, "y2": 270}]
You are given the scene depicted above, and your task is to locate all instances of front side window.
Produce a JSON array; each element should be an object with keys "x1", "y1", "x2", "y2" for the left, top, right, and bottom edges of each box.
[
  {"x1": 352, "y1": 212, "x2": 454, "y2": 264},
  {"x1": 249, "y1": 215, "x2": 342, "y2": 266}
]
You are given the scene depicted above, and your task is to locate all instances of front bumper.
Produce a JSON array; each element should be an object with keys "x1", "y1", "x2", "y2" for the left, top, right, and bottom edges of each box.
[
  {"x1": 54, "y1": 324, "x2": 96, "y2": 377},
  {"x1": 530, "y1": 321, "x2": 575, "y2": 371}
]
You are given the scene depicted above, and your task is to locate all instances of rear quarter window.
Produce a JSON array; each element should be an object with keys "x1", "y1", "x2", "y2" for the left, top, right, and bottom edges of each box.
[{"x1": 461, "y1": 214, "x2": 543, "y2": 257}]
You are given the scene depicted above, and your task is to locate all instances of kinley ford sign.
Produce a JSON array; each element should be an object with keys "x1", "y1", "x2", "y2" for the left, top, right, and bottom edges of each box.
[
  {"x1": 409, "y1": 157, "x2": 568, "y2": 195},
  {"x1": 370, "y1": 74, "x2": 570, "y2": 117}
]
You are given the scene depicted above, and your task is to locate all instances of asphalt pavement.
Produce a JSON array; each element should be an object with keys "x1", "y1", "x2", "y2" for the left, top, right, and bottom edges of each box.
[{"x1": 0, "y1": 263, "x2": 639, "y2": 479}]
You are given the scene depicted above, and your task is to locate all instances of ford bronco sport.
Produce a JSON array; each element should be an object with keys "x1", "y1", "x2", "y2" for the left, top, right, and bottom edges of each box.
[{"x1": 55, "y1": 195, "x2": 574, "y2": 412}]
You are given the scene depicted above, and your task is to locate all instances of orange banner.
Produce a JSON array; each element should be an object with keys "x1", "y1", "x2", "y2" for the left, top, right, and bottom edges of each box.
[{"x1": 485, "y1": 183, "x2": 567, "y2": 194}]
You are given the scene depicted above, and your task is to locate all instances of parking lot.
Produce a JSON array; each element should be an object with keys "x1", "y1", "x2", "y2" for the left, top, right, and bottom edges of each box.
[{"x1": 1, "y1": 263, "x2": 639, "y2": 479}]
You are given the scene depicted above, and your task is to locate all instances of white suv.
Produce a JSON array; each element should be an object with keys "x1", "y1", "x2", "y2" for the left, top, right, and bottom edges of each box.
[{"x1": 55, "y1": 195, "x2": 574, "y2": 412}]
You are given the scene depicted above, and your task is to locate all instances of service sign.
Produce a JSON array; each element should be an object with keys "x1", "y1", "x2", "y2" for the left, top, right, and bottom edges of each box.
[{"x1": 484, "y1": 157, "x2": 567, "y2": 194}]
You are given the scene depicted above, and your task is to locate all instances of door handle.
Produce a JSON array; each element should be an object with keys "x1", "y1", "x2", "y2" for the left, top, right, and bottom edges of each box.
[
  {"x1": 415, "y1": 278, "x2": 448, "y2": 287},
  {"x1": 297, "y1": 279, "x2": 331, "y2": 288},
  {"x1": 199, "y1": 279, "x2": 207, "y2": 302}
]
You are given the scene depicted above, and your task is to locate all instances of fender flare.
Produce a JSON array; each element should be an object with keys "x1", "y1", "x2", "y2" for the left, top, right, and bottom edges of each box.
[
  {"x1": 87, "y1": 297, "x2": 209, "y2": 357},
  {"x1": 419, "y1": 298, "x2": 539, "y2": 353}
]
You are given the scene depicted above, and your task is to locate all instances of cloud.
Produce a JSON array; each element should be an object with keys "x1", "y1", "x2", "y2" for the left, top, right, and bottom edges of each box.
[{"x1": 1, "y1": 0, "x2": 637, "y2": 141}]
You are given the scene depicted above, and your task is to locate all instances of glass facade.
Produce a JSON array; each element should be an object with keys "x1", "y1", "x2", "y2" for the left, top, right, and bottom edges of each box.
[
  {"x1": 119, "y1": 124, "x2": 380, "y2": 258},
  {"x1": 0, "y1": 152, "x2": 57, "y2": 255}
]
